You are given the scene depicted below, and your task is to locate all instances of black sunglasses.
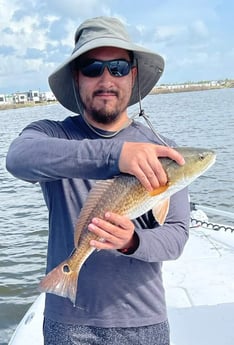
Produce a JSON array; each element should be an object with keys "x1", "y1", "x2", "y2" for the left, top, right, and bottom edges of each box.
[{"x1": 77, "y1": 59, "x2": 133, "y2": 78}]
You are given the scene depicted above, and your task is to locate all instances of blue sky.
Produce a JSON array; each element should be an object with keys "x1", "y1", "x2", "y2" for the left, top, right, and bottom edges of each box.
[{"x1": 0, "y1": 0, "x2": 233, "y2": 94}]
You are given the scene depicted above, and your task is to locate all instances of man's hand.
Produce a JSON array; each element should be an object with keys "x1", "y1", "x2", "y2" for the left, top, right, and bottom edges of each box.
[
  {"x1": 88, "y1": 212, "x2": 138, "y2": 253},
  {"x1": 119, "y1": 142, "x2": 185, "y2": 191}
]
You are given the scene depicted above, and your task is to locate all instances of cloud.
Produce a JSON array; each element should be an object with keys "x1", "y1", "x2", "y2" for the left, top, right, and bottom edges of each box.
[
  {"x1": 45, "y1": 0, "x2": 114, "y2": 19},
  {"x1": 154, "y1": 25, "x2": 187, "y2": 43},
  {"x1": 0, "y1": 45, "x2": 16, "y2": 56},
  {"x1": 0, "y1": 0, "x2": 233, "y2": 93}
]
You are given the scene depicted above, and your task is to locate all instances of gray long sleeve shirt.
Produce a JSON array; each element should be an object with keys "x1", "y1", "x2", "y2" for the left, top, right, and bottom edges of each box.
[{"x1": 6, "y1": 114, "x2": 190, "y2": 327}]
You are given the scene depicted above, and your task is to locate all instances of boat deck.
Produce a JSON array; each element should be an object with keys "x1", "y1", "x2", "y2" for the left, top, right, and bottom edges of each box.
[{"x1": 164, "y1": 225, "x2": 234, "y2": 345}]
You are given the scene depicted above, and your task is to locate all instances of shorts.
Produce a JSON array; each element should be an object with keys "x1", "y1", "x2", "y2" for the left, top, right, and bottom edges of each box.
[{"x1": 43, "y1": 318, "x2": 170, "y2": 345}]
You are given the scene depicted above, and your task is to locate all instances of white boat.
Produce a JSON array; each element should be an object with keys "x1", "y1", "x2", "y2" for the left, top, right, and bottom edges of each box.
[
  {"x1": 8, "y1": 293, "x2": 45, "y2": 345},
  {"x1": 165, "y1": 206, "x2": 234, "y2": 345},
  {"x1": 9, "y1": 205, "x2": 234, "y2": 345}
]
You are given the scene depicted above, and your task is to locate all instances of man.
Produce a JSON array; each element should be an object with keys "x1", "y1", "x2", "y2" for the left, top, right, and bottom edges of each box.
[{"x1": 6, "y1": 16, "x2": 190, "y2": 345}]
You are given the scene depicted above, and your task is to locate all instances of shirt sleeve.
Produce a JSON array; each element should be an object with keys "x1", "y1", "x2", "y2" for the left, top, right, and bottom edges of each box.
[{"x1": 6, "y1": 121, "x2": 123, "y2": 183}]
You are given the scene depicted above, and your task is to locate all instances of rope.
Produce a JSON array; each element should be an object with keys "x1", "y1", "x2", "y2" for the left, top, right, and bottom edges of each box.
[{"x1": 190, "y1": 218, "x2": 234, "y2": 233}]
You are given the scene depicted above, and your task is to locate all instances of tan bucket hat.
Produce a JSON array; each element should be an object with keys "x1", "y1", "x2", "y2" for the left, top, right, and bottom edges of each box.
[{"x1": 49, "y1": 16, "x2": 165, "y2": 114}]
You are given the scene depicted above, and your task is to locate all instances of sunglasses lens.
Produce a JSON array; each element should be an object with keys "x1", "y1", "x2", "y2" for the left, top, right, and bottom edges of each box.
[
  {"x1": 80, "y1": 60, "x2": 131, "y2": 77},
  {"x1": 81, "y1": 60, "x2": 103, "y2": 77},
  {"x1": 108, "y1": 60, "x2": 131, "y2": 77}
]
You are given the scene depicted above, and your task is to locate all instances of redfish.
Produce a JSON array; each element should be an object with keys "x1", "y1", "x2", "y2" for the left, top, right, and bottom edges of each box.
[{"x1": 39, "y1": 147, "x2": 216, "y2": 305}]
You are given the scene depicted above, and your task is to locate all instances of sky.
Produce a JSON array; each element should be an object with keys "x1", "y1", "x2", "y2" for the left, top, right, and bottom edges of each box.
[{"x1": 0, "y1": 0, "x2": 233, "y2": 94}]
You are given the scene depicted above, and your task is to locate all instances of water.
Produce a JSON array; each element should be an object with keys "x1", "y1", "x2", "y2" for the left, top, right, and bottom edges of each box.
[{"x1": 0, "y1": 89, "x2": 234, "y2": 344}]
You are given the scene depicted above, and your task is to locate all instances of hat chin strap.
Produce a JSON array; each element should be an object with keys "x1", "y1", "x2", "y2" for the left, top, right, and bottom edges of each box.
[
  {"x1": 131, "y1": 58, "x2": 170, "y2": 147},
  {"x1": 72, "y1": 76, "x2": 84, "y2": 115}
]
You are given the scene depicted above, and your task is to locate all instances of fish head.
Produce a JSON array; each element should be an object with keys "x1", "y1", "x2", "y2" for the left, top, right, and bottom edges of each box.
[
  {"x1": 163, "y1": 147, "x2": 216, "y2": 188},
  {"x1": 150, "y1": 147, "x2": 216, "y2": 225}
]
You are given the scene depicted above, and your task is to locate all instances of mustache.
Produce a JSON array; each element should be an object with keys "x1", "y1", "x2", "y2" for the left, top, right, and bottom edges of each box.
[{"x1": 93, "y1": 88, "x2": 119, "y2": 97}]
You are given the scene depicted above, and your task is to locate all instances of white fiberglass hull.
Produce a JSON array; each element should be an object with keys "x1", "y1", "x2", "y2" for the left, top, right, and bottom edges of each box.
[{"x1": 9, "y1": 220, "x2": 234, "y2": 345}]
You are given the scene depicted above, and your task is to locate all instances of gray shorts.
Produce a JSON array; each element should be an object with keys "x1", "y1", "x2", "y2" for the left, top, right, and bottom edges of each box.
[{"x1": 43, "y1": 318, "x2": 170, "y2": 345}]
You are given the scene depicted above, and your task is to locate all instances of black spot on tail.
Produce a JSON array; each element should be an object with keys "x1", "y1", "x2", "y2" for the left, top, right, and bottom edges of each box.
[{"x1": 63, "y1": 264, "x2": 70, "y2": 273}]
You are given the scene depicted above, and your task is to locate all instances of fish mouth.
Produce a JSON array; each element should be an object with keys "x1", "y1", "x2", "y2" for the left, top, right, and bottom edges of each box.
[{"x1": 201, "y1": 150, "x2": 216, "y2": 170}]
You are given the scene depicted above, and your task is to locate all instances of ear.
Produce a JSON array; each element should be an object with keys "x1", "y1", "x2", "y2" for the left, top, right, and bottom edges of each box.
[{"x1": 131, "y1": 66, "x2": 137, "y2": 86}]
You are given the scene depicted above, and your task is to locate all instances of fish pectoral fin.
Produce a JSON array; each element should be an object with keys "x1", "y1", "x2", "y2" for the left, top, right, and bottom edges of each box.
[
  {"x1": 39, "y1": 260, "x2": 79, "y2": 306},
  {"x1": 152, "y1": 198, "x2": 170, "y2": 225},
  {"x1": 149, "y1": 184, "x2": 169, "y2": 196}
]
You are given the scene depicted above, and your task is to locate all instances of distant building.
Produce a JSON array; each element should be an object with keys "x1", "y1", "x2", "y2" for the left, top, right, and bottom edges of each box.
[
  {"x1": 40, "y1": 91, "x2": 56, "y2": 102},
  {"x1": 13, "y1": 92, "x2": 27, "y2": 103},
  {"x1": 0, "y1": 94, "x2": 6, "y2": 104},
  {"x1": 27, "y1": 90, "x2": 40, "y2": 102}
]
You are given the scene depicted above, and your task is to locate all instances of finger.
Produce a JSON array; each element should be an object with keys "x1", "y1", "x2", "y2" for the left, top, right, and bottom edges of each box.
[
  {"x1": 89, "y1": 216, "x2": 128, "y2": 242},
  {"x1": 88, "y1": 219, "x2": 125, "y2": 250},
  {"x1": 88, "y1": 221, "x2": 112, "y2": 239},
  {"x1": 129, "y1": 164, "x2": 157, "y2": 192},
  {"x1": 138, "y1": 159, "x2": 168, "y2": 189},
  {"x1": 89, "y1": 214, "x2": 135, "y2": 250},
  {"x1": 90, "y1": 216, "x2": 117, "y2": 233},
  {"x1": 156, "y1": 146, "x2": 185, "y2": 165},
  {"x1": 88, "y1": 220, "x2": 123, "y2": 250},
  {"x1": 137, "y1": 146, "x2": 184, "y2": 190},
  {"x1": 104, "y1": 212, "x2": 134, "y2": 231},
  {"x1": 90, "y1": 238, "x2": 115, "y2": 250}
]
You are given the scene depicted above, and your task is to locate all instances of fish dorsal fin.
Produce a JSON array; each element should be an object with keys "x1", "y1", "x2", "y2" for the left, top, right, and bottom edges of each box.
[
  {"x1": 152, "y1": 198, "x2": 170, "y2": 225},
  {"x1": 74, "y1": 179, "x2": 116, "y2": 246}
]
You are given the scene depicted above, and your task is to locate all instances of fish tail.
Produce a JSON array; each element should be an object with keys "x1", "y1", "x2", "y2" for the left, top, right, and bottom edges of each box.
[{"x1": 39, "y1": 260, "x2": 80, "y2": 306}]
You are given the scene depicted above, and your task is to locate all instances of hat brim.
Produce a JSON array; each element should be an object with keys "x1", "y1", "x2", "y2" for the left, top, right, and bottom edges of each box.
[{"x1": 48, "y1": 38, "x2": 164, "y2": 114}]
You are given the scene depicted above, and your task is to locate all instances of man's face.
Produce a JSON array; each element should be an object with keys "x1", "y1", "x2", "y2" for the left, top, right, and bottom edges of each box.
[{"x1": 76, "y1": 47, "x2": 137, "y2": 125}]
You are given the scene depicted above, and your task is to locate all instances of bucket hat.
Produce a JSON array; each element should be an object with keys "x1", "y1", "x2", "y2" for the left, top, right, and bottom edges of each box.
[{"x1": 49, "y1": 16, "x2": 165, "y2": 114}]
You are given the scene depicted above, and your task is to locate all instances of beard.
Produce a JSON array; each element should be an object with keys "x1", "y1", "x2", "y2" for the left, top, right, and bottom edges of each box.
[
  {"x1": 81, "y1": 89, "x2": 128, "y2": 125},
  {"x1": 86, "y1": 101, "x2": 122, "y2": 124}
]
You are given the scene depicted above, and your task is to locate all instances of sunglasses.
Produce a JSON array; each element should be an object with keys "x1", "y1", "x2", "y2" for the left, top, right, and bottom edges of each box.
[{"x1": 78, "y1": 59, "x2": 133, "y2": 78}]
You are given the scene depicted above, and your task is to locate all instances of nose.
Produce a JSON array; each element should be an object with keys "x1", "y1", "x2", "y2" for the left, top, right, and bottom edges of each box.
[
  {"x1": 100, "y1": 66, "x2": 113, "y2": 78},
  {"x1": 98, "y1": 66, "x2": 115, "y2": 85}
]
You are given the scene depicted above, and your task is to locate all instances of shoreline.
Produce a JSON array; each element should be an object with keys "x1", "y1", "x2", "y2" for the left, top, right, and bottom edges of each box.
[
  {"x1": 150, "y1": 84, "x2": 233, "y2": 95},
  {"x1": 0, "y1": 101, "x2": 58, "y2": 111},
  {"x1": 1, "y1": 85, "x2": 233, "y2": 111}
]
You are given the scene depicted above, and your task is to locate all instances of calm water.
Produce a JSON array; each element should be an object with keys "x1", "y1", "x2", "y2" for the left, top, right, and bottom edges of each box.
[{"x1": 1, "y1": 88, "x2": 234, "y2": 344}]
